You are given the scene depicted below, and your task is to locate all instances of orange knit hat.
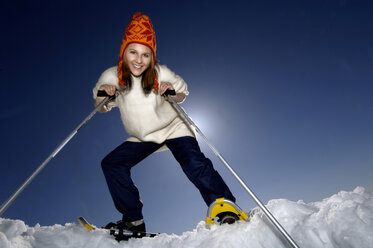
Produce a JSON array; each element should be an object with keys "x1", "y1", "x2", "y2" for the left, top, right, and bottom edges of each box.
[{"x1": 118, "y1": 12, "x2": 158, "y2": 90}]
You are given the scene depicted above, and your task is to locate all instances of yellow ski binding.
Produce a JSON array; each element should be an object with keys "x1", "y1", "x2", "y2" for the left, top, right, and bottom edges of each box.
[{"x1": 206, "y1": 198, "x2": 248, "y2": 225}]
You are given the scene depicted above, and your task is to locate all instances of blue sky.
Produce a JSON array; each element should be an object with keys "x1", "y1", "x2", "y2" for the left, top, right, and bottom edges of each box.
[{"x1": 1, "y1": 0, "x2": 372, "y2": 235}]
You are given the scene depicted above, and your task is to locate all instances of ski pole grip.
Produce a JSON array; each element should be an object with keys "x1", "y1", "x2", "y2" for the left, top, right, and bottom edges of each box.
[
  {"x1": 164, "y1": 89, "x2": 176, "y2": 96},
  {"x1": 97, "y1": 90, "x2": 116, "y2": 99}
]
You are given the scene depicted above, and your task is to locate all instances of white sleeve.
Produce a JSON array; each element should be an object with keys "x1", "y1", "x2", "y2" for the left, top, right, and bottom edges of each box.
[
  {"x1": 92, "y1": 66, "x2": 119, "y2": 110},
  {"x1": 157, "y1": 64, "x2": 189, "y2": 96}
]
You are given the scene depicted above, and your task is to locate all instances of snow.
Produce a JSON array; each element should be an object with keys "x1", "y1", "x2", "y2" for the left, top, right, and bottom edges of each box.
[{"x1": 1, "y1": 187, "x2": 372, "y2": 248}]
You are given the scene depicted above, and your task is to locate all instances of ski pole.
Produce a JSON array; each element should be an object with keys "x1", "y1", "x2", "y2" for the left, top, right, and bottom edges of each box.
[
  {"x1": 0, "y1": 92, "x2": 113, "y2": 216},
  {"x1": 165, "y1": 90, "x2": 300, "y2": 248}
]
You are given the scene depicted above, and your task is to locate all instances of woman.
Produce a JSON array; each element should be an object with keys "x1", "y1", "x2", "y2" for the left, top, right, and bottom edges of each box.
[{"x1": 93, "y1": 12, "x2": 235, "y2": 232}]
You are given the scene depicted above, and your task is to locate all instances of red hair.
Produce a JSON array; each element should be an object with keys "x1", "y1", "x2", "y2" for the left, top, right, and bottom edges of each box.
[{"x1": 121, "y1": 55, "x2": 159, "y2": 94}]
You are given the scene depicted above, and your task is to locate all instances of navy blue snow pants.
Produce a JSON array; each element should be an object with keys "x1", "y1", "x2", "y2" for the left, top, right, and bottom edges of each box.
[{"x1": 101, "y1": 136, "x2": 236, "y2": 222}]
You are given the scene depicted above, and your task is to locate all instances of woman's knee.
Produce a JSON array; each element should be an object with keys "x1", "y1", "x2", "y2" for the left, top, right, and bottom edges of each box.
[{"x1": 101, "y1": 155, "x2": 112, "y2": 171}]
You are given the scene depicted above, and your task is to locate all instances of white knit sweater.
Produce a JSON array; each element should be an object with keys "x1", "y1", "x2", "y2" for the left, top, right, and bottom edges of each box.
[{"x1": 93, "y1": 64, "x2": 195, "y2": 145}]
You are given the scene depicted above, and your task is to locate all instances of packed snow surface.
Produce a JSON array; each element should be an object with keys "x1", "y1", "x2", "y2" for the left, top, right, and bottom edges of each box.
[{"x1": 1, "y1": 187, "x2": 372, "y2": 248}]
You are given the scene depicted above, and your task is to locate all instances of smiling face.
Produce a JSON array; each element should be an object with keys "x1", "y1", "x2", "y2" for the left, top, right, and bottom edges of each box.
[{"x1": 124, "y1": 43, "x2": 153, "y2": 77}]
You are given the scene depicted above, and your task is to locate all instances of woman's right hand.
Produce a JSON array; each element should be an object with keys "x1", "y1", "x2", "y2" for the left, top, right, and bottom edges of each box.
[
  {"x1": 99, "y1": 84, "x2": 118, "y2": 97},
  {"x1": 94, "y1": 84, "x2": 118, "y2": 112}
]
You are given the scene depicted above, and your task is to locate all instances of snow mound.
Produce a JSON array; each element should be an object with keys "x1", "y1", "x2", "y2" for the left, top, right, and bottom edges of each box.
[{"x1": 1, "y1": 187, "x2": 372, "y2": 248}]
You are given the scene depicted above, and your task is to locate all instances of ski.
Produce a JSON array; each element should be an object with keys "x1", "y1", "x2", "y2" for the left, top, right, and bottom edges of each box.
[{"x1": 78, "y1": 216, "x2": 158, "y2": 241}]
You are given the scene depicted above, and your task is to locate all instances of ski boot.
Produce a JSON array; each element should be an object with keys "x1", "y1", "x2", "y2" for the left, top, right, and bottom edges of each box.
[{"x1": 104, "y1": 219, "x2": 146, "y2": 233}]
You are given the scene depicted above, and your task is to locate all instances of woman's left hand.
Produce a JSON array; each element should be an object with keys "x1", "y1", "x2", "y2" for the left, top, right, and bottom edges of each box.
[
  {"x1": 159, "y1": 81, "x2": 186, "y2": 103},
  {"x1": 159, "y1": 82, "x2": 174, "y2": 96}
]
